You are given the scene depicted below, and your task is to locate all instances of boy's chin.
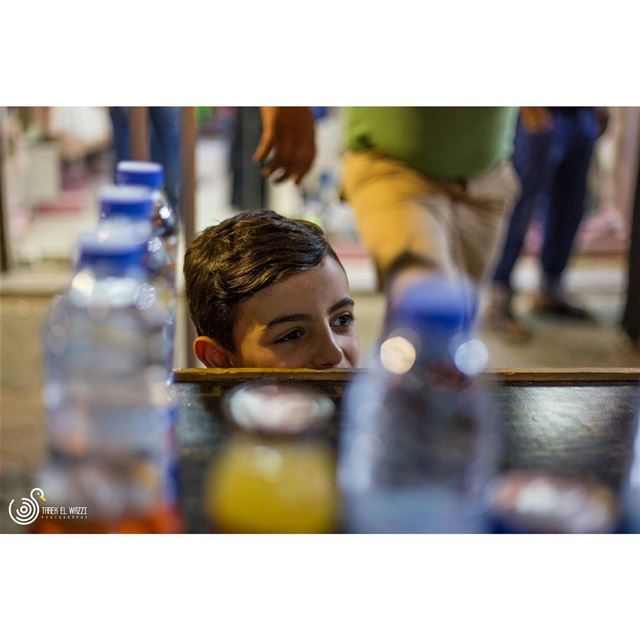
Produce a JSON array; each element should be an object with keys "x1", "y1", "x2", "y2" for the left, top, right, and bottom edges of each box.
[{"x1": 212, "y1": 362, "x2": 356, "y2": 370}]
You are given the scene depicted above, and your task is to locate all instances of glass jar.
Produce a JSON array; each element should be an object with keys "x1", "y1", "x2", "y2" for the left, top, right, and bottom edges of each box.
[{"x1": 205, "y1": 382, "x2": 338, "y2": 533}]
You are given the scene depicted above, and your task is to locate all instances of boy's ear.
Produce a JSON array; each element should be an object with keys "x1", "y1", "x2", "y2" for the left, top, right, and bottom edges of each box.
[{"x1": 193, "y1": 336, "x2": 235, "y2": 368}]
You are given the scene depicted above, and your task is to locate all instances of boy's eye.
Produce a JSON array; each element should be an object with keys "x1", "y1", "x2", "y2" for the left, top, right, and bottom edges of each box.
[
  {"x1": 333, "y1": 312, "x2": 355, "y2": 328},
  {"x1": 275, "y1": 329, "x2": 305, "y2": 344}
]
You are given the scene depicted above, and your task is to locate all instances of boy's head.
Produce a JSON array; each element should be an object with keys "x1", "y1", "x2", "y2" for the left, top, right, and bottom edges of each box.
[{"x1": 184, "y1": 210, "x2": 359, "y2": 369}]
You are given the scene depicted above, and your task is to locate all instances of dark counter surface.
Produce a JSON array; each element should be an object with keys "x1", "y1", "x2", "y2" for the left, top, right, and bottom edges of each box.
[
  {"x1": 1, "y1": 368, "x2": 637, "y2": 533},
  {"x1": 175, "y1": 368, "x2": 639, "y2": 533}
]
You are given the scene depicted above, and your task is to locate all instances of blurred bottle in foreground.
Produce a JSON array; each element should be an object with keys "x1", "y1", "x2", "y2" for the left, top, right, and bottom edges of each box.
[
  {"x1": 205, "y1": 382, "x2": 338, "y2": 533},
  {"x1": 622, "y1": 408, "x2": 640, "y2": 532},
  {"x1": 339, "y1": 277, "x2": 500, "y2": 533},
  {"x1": 38, "y1": 230, "x2": 180, "y2": 533}
]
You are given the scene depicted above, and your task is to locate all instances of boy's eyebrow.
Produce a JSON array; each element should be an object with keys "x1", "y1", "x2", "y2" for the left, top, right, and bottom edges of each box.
[
  {"x1": 266, "y1": 313, "x2": 311, "y2": 328},
  {"x1": 266, "y1": 298, "x2": 355, "y2": 329},
  {"x1": 328, "y1": 297, "x2": 355, "y2": 314}
]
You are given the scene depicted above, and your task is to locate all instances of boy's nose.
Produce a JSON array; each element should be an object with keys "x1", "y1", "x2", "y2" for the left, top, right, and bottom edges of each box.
[{"x1": 310, "y1": 330, "x2": 344, "y2": 369}]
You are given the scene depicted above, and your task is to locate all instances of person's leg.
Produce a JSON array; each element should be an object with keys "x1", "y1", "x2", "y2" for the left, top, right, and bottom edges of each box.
[
  {"x1": 622, "y1": 149, "x2": 640, "y2": 348},
  {"x1": 536, "y1": 108, "x2": 598, "y2": 318},
  {"x1": 149, "y1": 107, "x2": 182, "y2": 213},
  {"x1": 108, "y1": 107, "x2": 131, "y2": 173},
  {"x1": 230, "y1": 107, "x2": 266, "y2": 211},
  {"x1": 491, "y1": 122, "x2": 557, "y2": 288},
  {"x1": 452, "y1": 160, "x2": 520, "y2": 283},
  {"x1": 342, "y1": 149, "x2": 464, "y2": 319},
  {"x1": 342, "y1": 149, "x2": 457, "y2": 281},
  {"x1": 486, "y1": 121, "x2": 559, "y2": 340}
]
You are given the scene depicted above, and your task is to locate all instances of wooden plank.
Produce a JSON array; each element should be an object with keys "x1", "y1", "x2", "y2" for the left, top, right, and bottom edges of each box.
[
  {"x1": 485, "y1": 367, "x2": 640, "y2": 385},
  {"x1": 129, "y1": 107, "x2": 149, "y2": 161},
  {"x1": 173, "y1": 367, "x2": 640, "y2": 386}
]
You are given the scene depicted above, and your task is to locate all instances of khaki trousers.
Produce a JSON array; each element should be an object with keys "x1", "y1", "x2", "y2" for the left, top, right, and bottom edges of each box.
[{"x1": 342, "y1": 150, "x2": 520, "y2": 285}]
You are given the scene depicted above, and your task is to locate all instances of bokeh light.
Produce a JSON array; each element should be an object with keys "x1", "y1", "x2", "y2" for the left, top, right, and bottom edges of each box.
[
  {"x1": 380, "y1": 336, "x2": 417, "y2": 374},
  {"x1": 454, "y1": 339, "x2": 489, "y2": 376}
]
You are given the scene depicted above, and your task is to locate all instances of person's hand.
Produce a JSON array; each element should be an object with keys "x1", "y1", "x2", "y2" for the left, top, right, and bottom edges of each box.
[
  {"x1": 520, "y1": 107, "x2": 553, "y2": 133},
  {"x1": 254, "y1": 107, "x2": 316, "y2": 184}
]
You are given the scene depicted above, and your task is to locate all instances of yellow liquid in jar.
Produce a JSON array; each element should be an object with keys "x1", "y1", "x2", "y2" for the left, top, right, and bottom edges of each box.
[{"x1": 205, "y1": 435, "x2": 338, "y2": 533}]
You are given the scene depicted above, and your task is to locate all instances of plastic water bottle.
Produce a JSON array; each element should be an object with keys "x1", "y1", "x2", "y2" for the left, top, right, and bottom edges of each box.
[
  {"x1": 339, "y1": 277, "x2": 500, "y2": 533},
  {"x1": 98, "y1": 184, "x2": 175, "y2": 367},
  {"x1": 116, "y1": 160, "x2": 178, "y2": 291},
  {"x1": 622, "y1": 409, "x2": 640, "y2": 532},
  {"x1": 98, "y1": 184, "x2": 174, "y2": 290},
  {"x1": 39, "y1": 230, "x2": 179, "y2": 533}
]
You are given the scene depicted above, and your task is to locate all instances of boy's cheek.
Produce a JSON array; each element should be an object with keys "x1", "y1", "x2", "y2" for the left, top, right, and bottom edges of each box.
[
  {"x1": 350, "y1": 344, "x2": 360, "y2": 368},
  {"x1": 237, "y1": 342, "x2": 300, "y2": 369},
  {"x1": 341, "y1": 331, "x2": 360, "y2": 368}
]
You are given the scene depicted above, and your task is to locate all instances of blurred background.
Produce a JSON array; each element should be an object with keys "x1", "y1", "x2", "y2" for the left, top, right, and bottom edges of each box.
[{"x1": 1, "y1": 106, "x2": 639, "y2": 477}]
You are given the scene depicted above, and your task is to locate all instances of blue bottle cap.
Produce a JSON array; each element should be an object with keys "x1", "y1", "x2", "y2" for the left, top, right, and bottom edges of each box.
[
  {"x1": 99, "y1": 185, "x2": 153, "y2": 220},
  {"x1": 391, "y1": 276, "x2": 478, "y2": 334},
  {"x1": 76, "y1": 229, "x2": 148, "y2": 272},
  {"x1": 116, "y1": 161, "x2": 165, "y2": 190}
]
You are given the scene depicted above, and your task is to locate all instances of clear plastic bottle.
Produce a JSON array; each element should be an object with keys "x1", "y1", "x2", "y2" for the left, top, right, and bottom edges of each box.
[
  {"x1": 98, "y1": 184, "x2": 173, "y2": 289},
  {"x1": 38, "y1": 230, "x2": 180, "y2": 533},
  {"x1": 622, "y1": 410, "x2": 640, "y2": 532},
  {"x1": 339, "y1": 277, "x2": 500, "y2": 533},
  {"x1": 116, "y1": 160, "x2": 178, "y2": 292},
  {"x1": 98, "y1": 184, "x2": 175, "y2": 368}
]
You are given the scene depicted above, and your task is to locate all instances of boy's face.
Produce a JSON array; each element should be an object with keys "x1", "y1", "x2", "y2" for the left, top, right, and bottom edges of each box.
[{"x1": 228, "y1": 257, "x2": 359, "y2": 369}]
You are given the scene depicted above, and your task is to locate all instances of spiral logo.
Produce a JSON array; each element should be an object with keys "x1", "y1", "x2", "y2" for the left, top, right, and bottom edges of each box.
[{"x1": 8, "y1": 487, "x2": 46, "y2": 526}]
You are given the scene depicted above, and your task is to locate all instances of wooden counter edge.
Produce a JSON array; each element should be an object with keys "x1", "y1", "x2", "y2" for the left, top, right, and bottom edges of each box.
[{"x1": 173, "y1": 367, "x2": 640, "y2": 385}]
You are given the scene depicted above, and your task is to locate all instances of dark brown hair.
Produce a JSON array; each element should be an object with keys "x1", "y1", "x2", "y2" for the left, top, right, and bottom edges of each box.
[{"x1": 184, "y1": 209, "x2": 343, "y2": 351}]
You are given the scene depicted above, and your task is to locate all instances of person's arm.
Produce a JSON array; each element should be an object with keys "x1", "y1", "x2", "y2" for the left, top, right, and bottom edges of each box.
[{"x1": 254, "y1": 107, "x2": 316, "y2": 184}]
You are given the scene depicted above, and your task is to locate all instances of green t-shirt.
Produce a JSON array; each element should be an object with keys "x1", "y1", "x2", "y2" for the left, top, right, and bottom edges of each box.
[{"x1": 344, "y1": 107, "x2": 518, "y2": 180}]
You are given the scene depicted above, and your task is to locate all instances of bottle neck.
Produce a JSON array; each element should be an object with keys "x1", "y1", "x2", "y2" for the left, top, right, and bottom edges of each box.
[{"x1": 68, "y1": 267, "x2": 143, "y2": 309}]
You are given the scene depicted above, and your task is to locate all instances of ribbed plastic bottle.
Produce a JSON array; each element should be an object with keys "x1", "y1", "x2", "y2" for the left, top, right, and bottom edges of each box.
[
  {"x1": 622, "y1": 408, "x2": 640, "y2": 532},
  {"x1": 97, "y1": 184, "x2": 175, "y2": 368},
  {"x1": 339, "y1": 277, "x2": 500, "y2": 533},
  {"x1": 39, "y1": 229, "x2": 180, "y2": 533},
  {"x1": 116, "y1": 160, "x2": 178, "y2": 292}
]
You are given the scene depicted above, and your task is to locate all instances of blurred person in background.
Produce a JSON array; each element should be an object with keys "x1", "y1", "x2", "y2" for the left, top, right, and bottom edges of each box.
[
  {"x1": 108, "y1": 107, "x2": 181, "y2": 212},
  {"x1": 622, "y1": 151, "x2": 640, "y2": 350},
  {"x1": 255, "y1": 107, "x2": 523, "y2": 307},
  {"x1": 230, "y1": 107, "x2": 268, "y2": 210},
  {"x1": 486, "y1": 107, "x2": 608, "y2": 342}
]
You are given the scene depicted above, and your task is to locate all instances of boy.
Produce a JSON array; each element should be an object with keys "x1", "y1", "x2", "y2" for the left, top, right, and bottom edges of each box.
[{"x1": 184, "y1": 210, "x2": 359, "y2": 369}]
